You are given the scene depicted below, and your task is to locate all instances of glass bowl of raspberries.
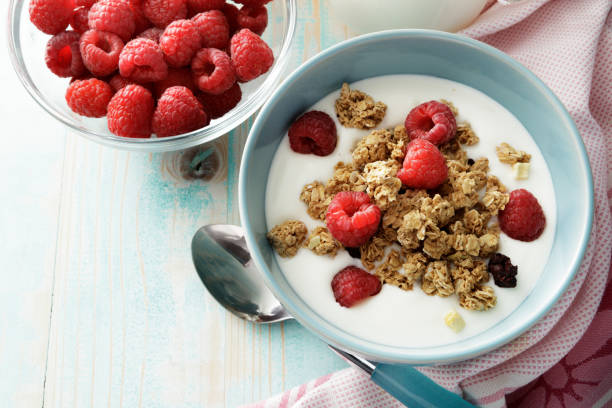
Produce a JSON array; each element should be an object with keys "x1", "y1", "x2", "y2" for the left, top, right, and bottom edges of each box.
[{"x1": 7, "y1": 0, "x2": 296, "y2": 152}]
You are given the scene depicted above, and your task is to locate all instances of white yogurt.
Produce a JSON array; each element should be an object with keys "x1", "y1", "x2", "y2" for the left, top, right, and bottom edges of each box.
[{"x1": 265, "y1": 75, "x2": 556, "y2": 348}]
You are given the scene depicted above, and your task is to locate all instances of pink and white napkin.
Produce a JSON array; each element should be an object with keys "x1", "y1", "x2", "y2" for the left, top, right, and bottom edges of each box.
[{"x1": 244, "y1": 1, "x2": 612, "y2": 406}]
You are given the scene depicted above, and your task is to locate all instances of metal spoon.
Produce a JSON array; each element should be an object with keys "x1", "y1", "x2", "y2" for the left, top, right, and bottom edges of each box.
[{"x1": 191, "y1": 224, "x2": 475, "y2": 408}]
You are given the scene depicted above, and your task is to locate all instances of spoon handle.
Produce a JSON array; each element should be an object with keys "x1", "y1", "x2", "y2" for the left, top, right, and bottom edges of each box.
[{"x1": 371, "y1": 363, "x2": 475, "y2": 408}]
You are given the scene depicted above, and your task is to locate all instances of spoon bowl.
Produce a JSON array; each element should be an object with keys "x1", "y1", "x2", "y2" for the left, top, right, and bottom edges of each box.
[{"x1": 191, "y1": 224, "x2": 290, "y2": 323}]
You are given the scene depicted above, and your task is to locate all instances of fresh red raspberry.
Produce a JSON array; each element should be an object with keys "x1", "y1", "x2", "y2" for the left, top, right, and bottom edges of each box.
[
  {"x1": 29, "y1": 0, "x2": 73, "y2": 35},
  {"x1": 187, "y1": 0, "x2": 225, "y2": 13},
  {"x1": 152, "y1": 86, "x2": 209, "y2": 137},
  {"x1": 326, "y1": 191, "x2": 381, "y2": 248},
  {"x1": 75, "y1": 0, "x2": 97, "y2": 7},
  {"x1": 234, "y1": 0, "x2": 271, "y2": 6},
  {"x1": 108, "y1": 74, "x2": 137, "y2": 92},
  {"x1": 88, "y1": 0, "x2": 136, "y2": 42},
  {"x1": 331, "y1": 266, "x2": 382, "y2": 308},
  {"x1": 126, "y1": 0, "x2": 153, "y2": 34},
  {"x1": 119, "y1": 38, "x2": 168, "y2": 82},
  {"x1": 405, "y1": 101, "x2": 457, "y2": 146},
  {"x1": 107, "y1": 84, "x2": 155, "y2": 138},
  {"x1": 159, "y1": 19, "x2": 202, "y2": 67},
  {"x1": 221, "y1": 3, "x2": 240, "y2": 34},
  {"x1": 70, "y1": 72, "x2": 94, "y2": 83},
  {"x1": 154, "y1": 67, "x2": 197, "y2": 97},
  {"x1": 499, "y1": 189, "x2": 546, "y2": 242},
  {"x1": 288, "y1": 111, "x2": 337, "y2": 156},
  {"x1": 65, "y1": 78, "x2": 114, "y2": 117},
  {"x1": 137, "y1": 27, "x2": 164, "y2": 42},
  {"x1": 196, "y1": 82, "x2": 241, "y2": 119},
  {"x1": 45, "y1": 31, "x2": 87, "y2": 78},
  {"x1": 143, "y1": 0, "x2": 188, "y2": 28},
  {"x1": 237, "y1": 5, "x2": 267, "y2": 35},
  {"x1": 79, "y1": 29, "x2": 124, "y2": 77},
  {"x1": 191, "y1": 48, "x2": 236, "y2": 94},
  {"x1": 70, "y1": 6, "x2": 90, "y2": 34},
  {"x1": 192, "y1": 10, "x2": 229, "y2": 49},
  {"x1": 229, "y1": 29, "x2": 273, "y2": 82},
  {"x1": 397, "y1": 139, "x2": 447, "y2": 189}
]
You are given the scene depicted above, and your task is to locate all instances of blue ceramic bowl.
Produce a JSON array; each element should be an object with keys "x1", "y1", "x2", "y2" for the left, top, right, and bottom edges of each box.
[{"x1": 239, "y1": 30, "x2": 593, "y2": 364}]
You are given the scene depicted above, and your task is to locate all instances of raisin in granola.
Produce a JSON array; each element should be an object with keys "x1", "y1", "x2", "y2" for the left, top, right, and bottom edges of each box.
[{"x1": 487, "y1": 253, "x2": 518, "y2": 288}]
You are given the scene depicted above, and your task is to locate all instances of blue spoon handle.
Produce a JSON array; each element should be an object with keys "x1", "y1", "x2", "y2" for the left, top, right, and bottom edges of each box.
[{"x1": 371, "y1": 363, "x2": 475, "y2": 408}]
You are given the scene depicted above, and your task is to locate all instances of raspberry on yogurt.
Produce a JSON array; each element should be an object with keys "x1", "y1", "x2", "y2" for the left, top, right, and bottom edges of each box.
[
  {"x1": 405, "y1": 100, "x2": 457, "y2": 145},
  {"x1": 325, "y1": 191, "x2": 381, "y2": 248},
  {"x1": 331, "y1": 266, "x2": 382, "y2": 308},
  {"x1": 288, "y1": 111, "x2": 337, "y2": 156}
]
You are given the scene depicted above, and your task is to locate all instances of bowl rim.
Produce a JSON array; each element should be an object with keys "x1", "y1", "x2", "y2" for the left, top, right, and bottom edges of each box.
[
  {"x1": 239, "y1": 29, "x2": 594, "y2": 364},
  {"x1": 6, "y1": 0, "x2": 297, "y2": 152}
]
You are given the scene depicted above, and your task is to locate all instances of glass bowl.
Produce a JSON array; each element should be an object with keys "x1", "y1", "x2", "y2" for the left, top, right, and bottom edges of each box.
[{"x1": 7, "y1": 0, "x2": 297, "y2": 152}]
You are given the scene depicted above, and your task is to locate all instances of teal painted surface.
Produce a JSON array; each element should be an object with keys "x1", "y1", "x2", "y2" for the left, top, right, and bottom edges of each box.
[{"x1": 0, "y1": 1, "x2": 350, "y2": 407}]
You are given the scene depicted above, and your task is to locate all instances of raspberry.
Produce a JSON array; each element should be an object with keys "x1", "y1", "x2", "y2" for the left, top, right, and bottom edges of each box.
[
  {"x1": 137, "y1": 27, "x2": 164, "y2": 42},
  {"x1": 237, "y1": 5, "x2": 267, "y2": 35},
  {"x1": 127, "y1": 0, "x2": 153, "y2": 34},
  {"x1": 70, "y1": 73, "x2": 94, "y2": 83},
  {"x1": 288, "y1": 111, "x2": 337, "y2": 156},
  {"x1": 159, "y1": 19, "x2": 202, "y2": 67},
  {"x1": 70, "y1": 6, "x2": 90, "y2": 34},
  {"x1": 404, "y1": 101, "x2": 457, "y2": 146},
  {"x1": 109, "y1": 74, "x2": 137, "y2": 92},
  {"x1": 191, "y1": 48, "x2": 236, "y2": 94},
  {"x1": 88, "y1": 0, "x2": 136, "y2": 42},
  {"x1": 29, "y1": 0, "x2": 73, "y2": 35},
  {"x1": 192, "y1": 10, "x2": 229, "y2": 49},
  {"x1": 152, "y1": 86, "x2": 209, "y2": 137},
  {"x1": 487, "y1": 253, "x2": 518, "y2": 288},
  {"x1": 331, "y1": 266, "x2": 382, "y2": 308},
  {"x1": 187, "y1": 0, "x2": 225, "y2": 13},
  {"x1": 234, "y1": 0, "x2": 271, "y2": 6},
  {"x1": 107, "y1": 84, "x2": 155, "y2": 138},
  {"x1": 75, "y1": 0, "x2": 97, "y2": 7},
  {"x1": 143, "y1": 0, "x2": 188, "y2": 28},
  {"x1": 65, "y1": 78, "x2": 114, "y2": 118},
  {"x1": 397, "y1": 139, "x2": 447, "y2": 189},
  {"x1": 196, "y1": 82, "x2": 241, "y2": 119},
  {"x1": 221, "y1": 3, "x2": 240, "y2": 34},
  {"x1": 154, "y1": 67, "x2": 197, "y2": 97},
  {"x1": 80, "y1": 29, "x2": 124, "y2": 77},
  {"x1": 499, "y1": 189, "x2": 546, "y2": 242},
  {"x1": 326, "y1": 191, "x2": 381, "y2": 248},
  {"x1": 45, "y1": 31, "x2": 87, "y2": 78},
  {"x1": 119, "y1": 38, "x2": 168, "y2": 82},
  {"x1": 229, "y1": 29, "x2": 273, "y2": 82}
]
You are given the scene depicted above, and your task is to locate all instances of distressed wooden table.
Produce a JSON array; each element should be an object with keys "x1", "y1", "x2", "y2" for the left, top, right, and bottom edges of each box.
[{"x1": 0, "y1": 2, "x2": 353, "y2": 407}]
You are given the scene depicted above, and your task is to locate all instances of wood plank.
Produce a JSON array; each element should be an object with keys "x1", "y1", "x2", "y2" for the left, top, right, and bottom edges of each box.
[{"x1": 0, "y1": 17, "x2": 65, "y2": 407}]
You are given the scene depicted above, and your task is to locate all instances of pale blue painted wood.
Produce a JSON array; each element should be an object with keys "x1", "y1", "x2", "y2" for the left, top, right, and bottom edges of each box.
[
  {"x1": 0, "y1": 14, "x2": 65, "y2": 407},
  {"x1": 3, "y1": 1, "x2": 352, "y2": 407}
]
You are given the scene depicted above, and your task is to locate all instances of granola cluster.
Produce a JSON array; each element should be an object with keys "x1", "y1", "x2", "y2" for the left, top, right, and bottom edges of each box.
[
  {"x1": 269, "y1": 88, "x2": 515, "y2": 313},
  {"x1": 305, "y1": 226, "x2": 342, "y2": 257},
  {"x1": 266, "y1": 220, "x2": 308, "y2": 258},
  {"x1": 335, "y1": 83, "x2": 387, "y2": 130},
  {"x1": 496, "y1": 142, "x2": 531, "y2": 164}
]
